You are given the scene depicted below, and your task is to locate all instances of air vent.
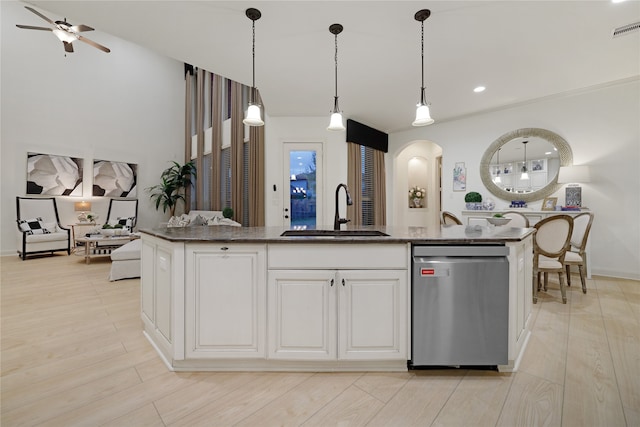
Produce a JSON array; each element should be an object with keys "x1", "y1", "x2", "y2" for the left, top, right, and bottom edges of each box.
[{"x1": 612, "y1": 21, "x2": 640, "y2": 38}]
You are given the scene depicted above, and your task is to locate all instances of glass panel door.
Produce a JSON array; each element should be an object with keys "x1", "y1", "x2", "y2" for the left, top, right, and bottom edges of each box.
[{"x1": 283, "y1": 143, "x2": 323, "y2": 229}]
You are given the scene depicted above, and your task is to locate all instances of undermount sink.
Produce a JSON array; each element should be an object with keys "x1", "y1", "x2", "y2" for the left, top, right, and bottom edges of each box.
[{"x1": 280, "y1": 229, "x2": 389, "y2": 237}]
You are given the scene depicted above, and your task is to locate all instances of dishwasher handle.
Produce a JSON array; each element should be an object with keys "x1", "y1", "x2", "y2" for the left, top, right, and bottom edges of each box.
[{"x1": 416, "y1": 266, "x2": 450, "y2": 278}]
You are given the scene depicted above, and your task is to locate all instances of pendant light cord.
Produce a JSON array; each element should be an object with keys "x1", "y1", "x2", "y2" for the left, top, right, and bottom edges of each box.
[
  {"x1": 420, "y1": 19, "x2": 424, "y2": 91},
  {"x1": 251, "y1": 19, "x2": 256, "y2": 104},
  {"x1": 334, "y1": 31, "x2": 339, "y2": 99}
]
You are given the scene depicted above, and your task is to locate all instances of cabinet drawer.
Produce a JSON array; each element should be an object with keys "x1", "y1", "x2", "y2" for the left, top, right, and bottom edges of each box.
[{"x1": 268, "y1": 244, "x2": 408, "y2": 270}]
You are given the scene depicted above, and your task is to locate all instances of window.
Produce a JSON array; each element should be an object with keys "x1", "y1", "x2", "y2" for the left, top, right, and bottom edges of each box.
[
  {"x1": 242, "y1": 141, "x2": 249, "y2": 226},
  {"x1": 361, "y1": 145, "x2": 375, "y2": 226},
  {"x1": 220, "y1": 147, "x2": 231, "y2": 209}
]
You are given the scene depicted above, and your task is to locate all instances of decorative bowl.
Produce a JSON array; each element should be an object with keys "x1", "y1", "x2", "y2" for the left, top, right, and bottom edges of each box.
[
  {"x1": 100, "y1": 228, "x2": 128, "y2": 237},
  {"x1": 486, "y1": 217, "x2": 512, "y2": 226}
]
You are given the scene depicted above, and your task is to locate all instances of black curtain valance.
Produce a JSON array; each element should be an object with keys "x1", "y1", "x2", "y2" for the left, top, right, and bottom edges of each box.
[{"x1": 346, "y1": 119, "x2": 388, "y2": 153}]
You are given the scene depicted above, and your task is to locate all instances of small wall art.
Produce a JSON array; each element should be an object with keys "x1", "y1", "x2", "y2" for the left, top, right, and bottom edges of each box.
[
  {"x1": 93, "y1": 159, "x2": 137, "y2": 197},
  {"x1": 542, "y1": 196, "x2": 558, "y2": 211},
  {"x1": 453, "y1": 162, "x2": 466, "y2": 191},
  {"x1": 26, "y1": 152, "x2": 83, "y2": 196}
]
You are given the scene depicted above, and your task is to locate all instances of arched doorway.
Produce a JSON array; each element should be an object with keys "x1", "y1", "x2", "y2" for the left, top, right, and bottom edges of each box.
[{"x1": 393, "y1": 140, "x2": 442, "y2": 228}]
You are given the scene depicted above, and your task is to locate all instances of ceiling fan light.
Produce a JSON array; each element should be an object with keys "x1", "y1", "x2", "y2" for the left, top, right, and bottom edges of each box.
[
  {"x1": 413, "y1": 104, "x2": 434, "y2": 126},
  {"x1": 327, "y1": 112, "x2": 345, "y2": 131},
  {"x1": 243, "y1": 104, "x2": 264, "y2": 126},
  {"x1": 53, "y1": 29, "x2": 76, "y2": 43}
]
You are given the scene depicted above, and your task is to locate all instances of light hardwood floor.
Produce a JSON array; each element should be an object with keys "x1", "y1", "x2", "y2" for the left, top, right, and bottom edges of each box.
[{"x1": 1, "y1": 253, "x2": 638, "y2": 426}]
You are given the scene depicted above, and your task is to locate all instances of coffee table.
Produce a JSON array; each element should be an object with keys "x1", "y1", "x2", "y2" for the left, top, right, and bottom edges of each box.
[{"x1": 75, "y1": 235, "x2": 139, "y2": 264}]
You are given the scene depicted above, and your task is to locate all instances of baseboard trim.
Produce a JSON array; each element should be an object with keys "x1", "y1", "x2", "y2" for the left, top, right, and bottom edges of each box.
[{"x1": 591, "y1": 269, "x2": 640, "y2": 281}]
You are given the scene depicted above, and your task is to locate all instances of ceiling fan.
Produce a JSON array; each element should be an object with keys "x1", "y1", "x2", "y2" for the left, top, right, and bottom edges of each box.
[{"x1": 16, "y1": 6, "x2": 110, "y2": 54}]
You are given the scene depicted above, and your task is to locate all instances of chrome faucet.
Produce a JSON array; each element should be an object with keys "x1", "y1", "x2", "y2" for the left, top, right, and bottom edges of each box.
[{"x1": 334, "y1": 183, "x2": 353, "y2": 230}]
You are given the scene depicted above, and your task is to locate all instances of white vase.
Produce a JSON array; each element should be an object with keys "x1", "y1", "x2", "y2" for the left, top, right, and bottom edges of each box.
[{"x1": 413, "y1": 198, "x2": 422, "y2": 208}]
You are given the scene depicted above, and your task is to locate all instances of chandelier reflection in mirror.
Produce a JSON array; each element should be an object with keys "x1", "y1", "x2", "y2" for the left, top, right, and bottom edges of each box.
[{"x1": 520, "y1": 140, "x2": 529, "y2": 180}]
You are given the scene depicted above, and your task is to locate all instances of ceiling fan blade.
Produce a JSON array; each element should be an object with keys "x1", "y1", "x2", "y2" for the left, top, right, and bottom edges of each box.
[
  {"x1": 70, "y1": 24, "x2": 94, "y2": 32},
  {"x1": 24, "y1": 6, "x2": 55, "y2": 25},
  {"x1": 16, "y1": 24, "x2": 53, "y2": 31},
  {"x1": 77, "y1": 35, "x2": 110, "y2": 53},
  {"x1": 63, "y1": 41, "x2": 74, "y2": 53}
]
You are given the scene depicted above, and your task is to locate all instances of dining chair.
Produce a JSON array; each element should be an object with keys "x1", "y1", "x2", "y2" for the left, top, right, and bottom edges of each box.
[
  {"x1": 441, "y1": 211, "x2": 463, "y2": 225},
  {"x1": 532, "y1": 215, "x2": 573, "y2": 304},
  {"x1": 564, "y1": 212, "x2": 594, "y2": 294},
  {"x1": 501, "y1": 211, "x2": 530, "y2": 228}
]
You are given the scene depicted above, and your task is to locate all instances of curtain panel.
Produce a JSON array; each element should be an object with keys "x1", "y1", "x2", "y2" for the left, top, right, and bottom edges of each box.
[
  {"x1": 209, "y1": 74, "x2": 223, "y2": 211},
  {"x1": 230, "y1": 81, "x2": 244, "y2": 223},
  {"x1": 347, "y1": 142, "x2": 363, "y2": 227},
  {"x1": 184, "y1": 67, "x2": 265, "y2": 225},
  {"x1": 184, "y1": 68, "x2": 194, "y2": 210},
  {"x1": 347, "y1": 142, "x2": 386, "y2": 226},
  {"x1": 373, "y1": 148, "x2": 386, "y2": 225}
]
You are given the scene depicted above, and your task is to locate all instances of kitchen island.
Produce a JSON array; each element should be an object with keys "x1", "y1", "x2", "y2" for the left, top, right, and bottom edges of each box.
[{"x1": 140, "y1": 225, "x2": 534, "y2": 372}]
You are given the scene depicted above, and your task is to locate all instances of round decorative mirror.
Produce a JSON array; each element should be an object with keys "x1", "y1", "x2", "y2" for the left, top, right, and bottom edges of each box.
[{"x1": 480, "y1": 128, "x2": 573, "y2": 203}]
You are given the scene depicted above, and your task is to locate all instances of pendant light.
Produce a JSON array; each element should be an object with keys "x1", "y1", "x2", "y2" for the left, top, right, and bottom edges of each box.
[
  {"x1": 327, "y1": 24, "x2": 345, "y2": 131},
  {"x1": 520, "y1": 140, "x2": 530, "y2": 180},
  {"x1": 494, "y1": 148, "x2": 502, "y2": 183},
  {"x1": 243, "y1": 8, "x2": 264, "y2": 127},
  {"x1": 412, "y1": 9, "x2": 434, "y2": 127}
]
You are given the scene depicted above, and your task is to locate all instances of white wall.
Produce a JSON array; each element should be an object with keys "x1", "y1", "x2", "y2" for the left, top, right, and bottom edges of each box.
[
  {"x1": 389, "y1": 79, "x2": 640, "y2": 280},
  {"x1": 1, "y1": 1, "x2": 184, "y2": 255}
]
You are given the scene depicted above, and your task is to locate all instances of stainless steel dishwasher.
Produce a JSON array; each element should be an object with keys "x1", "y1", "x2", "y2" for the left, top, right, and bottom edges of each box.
[{"x1": 410, "y1": 245, "x2": 510, "y2": 368}]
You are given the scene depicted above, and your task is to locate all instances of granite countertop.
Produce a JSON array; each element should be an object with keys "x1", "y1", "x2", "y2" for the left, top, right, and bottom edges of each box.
[{"x1": 140, "y1": 224, "x2": 534, "y2": 244}]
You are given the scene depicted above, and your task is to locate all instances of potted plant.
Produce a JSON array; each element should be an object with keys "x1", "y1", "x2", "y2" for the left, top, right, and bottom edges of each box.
[
  {"x1": 464, "y1": 191, "x2": 483, "y2": 210},
  {"x1": 147, "y1": 161, "x2": 197, "y2": 217},
  {"x1": 222, "y1": 207, "x2": 234, "y2": 219}
]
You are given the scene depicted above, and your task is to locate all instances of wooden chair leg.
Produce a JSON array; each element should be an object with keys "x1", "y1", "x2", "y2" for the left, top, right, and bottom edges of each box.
[
  {"x1": 578, "y1": 265, "x2": 587, "y2": 294},
  {"x1": 558, "y1": 272, "x2": 567, "y2": 304},
  {"x1": 533, "y1": 271, "x2": 538, "y2": 304},
  {"x1": 543, "y1": 272, "x2": 549, "y2": 291},
  {"x1": 566, "y1": 265, "x2": 572, "y2": 286}
]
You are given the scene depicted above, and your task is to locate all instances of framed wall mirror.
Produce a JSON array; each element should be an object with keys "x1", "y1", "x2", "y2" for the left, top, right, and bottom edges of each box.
[{"x1": 480, "y1": 128, "x2": 573, "y2": 203}]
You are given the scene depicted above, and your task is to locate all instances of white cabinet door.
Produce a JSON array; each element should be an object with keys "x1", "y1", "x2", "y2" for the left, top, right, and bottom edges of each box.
[
  {"x1": 268, "y1": 269, "x2": 407, "y2": 362},
  {"x1": 185, "y1": 244, "x2": 266, "y2": 359},
  {"x1": 338, "y1": 270, "x2": 407, "y2": 360},
  {"x1": 267, "y1": 270, "x2": 336, "y2": 360}
]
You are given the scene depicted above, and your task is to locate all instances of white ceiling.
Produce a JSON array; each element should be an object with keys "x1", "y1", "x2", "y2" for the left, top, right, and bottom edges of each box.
[{"x1": 23, "y1": 0, "x2": 640, "y2": 133}]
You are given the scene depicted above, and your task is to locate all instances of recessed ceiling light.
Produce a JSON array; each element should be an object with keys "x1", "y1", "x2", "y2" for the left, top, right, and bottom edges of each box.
[
  {"x1": 612, "y1": 0, "x2": 627, "y2": 4},
  {"x1": 473, "y1": 86, "x2": 486, "y2": 93}
]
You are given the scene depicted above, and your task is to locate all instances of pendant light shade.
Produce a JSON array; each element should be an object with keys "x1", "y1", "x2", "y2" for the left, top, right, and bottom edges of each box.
[
  {"x1": 412, "y1": 9, "x2": 434, "y2": 127},
  {"x1": 327, "y1": 23, "x2": 345, "y2": 131},
  {"x1": 520, "y1": 140, "x2": 530, "y2": 180},
  {"x1": 243, "y1": 8, "x2": 264, "y2": 127}
]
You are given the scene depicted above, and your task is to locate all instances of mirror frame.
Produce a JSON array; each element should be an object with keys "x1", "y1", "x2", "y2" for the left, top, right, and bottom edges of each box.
[{"x1": 480, "y1": 128, "x2": 573, "y2": 203}]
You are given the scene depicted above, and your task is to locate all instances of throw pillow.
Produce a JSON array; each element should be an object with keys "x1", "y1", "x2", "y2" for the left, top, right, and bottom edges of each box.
[
  {"x1": 189, "y1": 214, "x2": 207, "y2": 226},
  {"x1": 116, "y1": 216, "x2": 135, "y2": 230},
  {"x1": 18, "y1": 217, "x2": 52, "y2": 235}
]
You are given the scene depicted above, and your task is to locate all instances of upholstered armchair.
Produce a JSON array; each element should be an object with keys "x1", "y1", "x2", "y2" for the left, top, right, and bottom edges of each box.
[
  {"x1": 106, "y1": 199, "x2": 138, "y2": 230},
  {"x1": 16, "y1": 197, "x2": 71, "y2": 260}
]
